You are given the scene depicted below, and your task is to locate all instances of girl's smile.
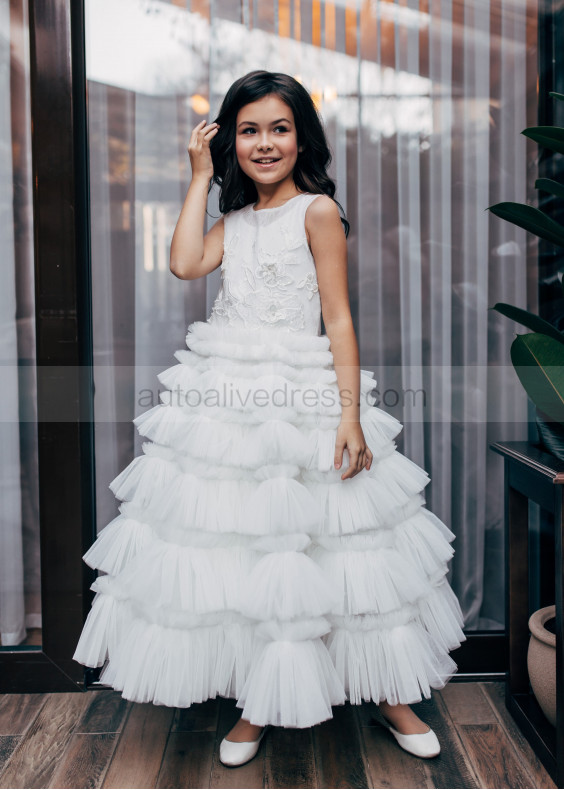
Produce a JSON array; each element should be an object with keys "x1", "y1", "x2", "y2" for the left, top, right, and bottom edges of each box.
[{"x1": 252, "y1": 158, "x2": 281, "y2": 168}]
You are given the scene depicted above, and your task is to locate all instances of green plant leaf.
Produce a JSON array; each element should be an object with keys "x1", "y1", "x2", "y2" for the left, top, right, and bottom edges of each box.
[
  {"x1": 511, "y1": 333, "x2": 564, "y2": 423},
  {"x1": 487, "y1": 202, "x2": 564, "y2": 247},
  {"x1": 535, "y1": 178, "x2": 564, "y2": 199},
  {"x1": 550, "y1": 91, "x2": 564, "y2": 102},
  {"x1": 491, "y1": 302, "x2": 564, "y2": 345},
  {"x1": 561, "y1": 276, "x2": 564, "y2": 301},
  {"x1": 522, "y1": 126, "x2": 564, "y2": 153}
]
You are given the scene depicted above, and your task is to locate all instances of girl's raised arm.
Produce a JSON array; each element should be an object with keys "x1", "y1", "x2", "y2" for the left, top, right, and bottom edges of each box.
[{"x1": 170, "y1": 120, "x2": 224, "y2": 280}]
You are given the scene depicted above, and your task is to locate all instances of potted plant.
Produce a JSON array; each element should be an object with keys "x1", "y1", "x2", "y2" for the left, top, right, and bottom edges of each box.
[
  {"x1": 527, "y1": 605, "x2": 557, "y2": 727},
  {"x1": 488, "y1": 91, "x2": 564, "y2": 461},
  {"x1": 487, "y1": 91, "x2": 564, "y2": 727}
]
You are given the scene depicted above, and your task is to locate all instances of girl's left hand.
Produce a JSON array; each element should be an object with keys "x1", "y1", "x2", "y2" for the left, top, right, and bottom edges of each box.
[{"x1": 334, "y1": 422, "x2": 373, "y2": 480}]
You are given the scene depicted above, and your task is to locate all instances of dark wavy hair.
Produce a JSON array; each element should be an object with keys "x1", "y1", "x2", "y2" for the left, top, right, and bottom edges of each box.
[{"x1": 208, "y1": 70, "x2": 349, "y2": 237}]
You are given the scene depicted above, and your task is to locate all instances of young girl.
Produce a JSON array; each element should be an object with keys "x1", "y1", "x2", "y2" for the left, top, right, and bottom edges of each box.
[{"x1": 73, "y1": 70, "x2": 466, "y2": 768}]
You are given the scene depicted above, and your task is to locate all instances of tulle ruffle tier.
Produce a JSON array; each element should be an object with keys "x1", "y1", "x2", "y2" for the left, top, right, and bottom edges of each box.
[{"x1": 73, "y1": 320, "x2": 466, "y2": 727}]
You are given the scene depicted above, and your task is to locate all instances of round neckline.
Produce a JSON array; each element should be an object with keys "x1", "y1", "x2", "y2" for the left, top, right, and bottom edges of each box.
[{"x1": 251, "y1": 193, "x2": 309, "y2": 213}]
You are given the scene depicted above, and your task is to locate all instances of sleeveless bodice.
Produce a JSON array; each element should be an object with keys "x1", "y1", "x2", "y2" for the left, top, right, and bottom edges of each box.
[{"x1": 208, "y1": 193, "x2": 323, "y2": 336}]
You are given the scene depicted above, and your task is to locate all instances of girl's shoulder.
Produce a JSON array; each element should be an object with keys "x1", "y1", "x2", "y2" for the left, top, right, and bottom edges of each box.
[
  {"x1": 303, "y1": 193, "x2": 339, "y2": 219},
  {"x1": 304, "y1": 194, "x2": 343, "y2": 236}
]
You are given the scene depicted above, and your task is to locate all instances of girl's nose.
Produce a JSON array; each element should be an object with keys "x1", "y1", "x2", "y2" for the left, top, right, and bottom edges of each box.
[{"x1": 257, "y1": 133, "x2": 273, "y2": 150}]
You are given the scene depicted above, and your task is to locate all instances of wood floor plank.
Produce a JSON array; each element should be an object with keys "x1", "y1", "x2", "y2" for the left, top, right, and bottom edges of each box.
[
  {"x1": 156, "y1": 731, "x2": 215, "y2": 788},
  {"x1": 361, "y1": 694, "x2": 478, "y2": 790},
  {"x1": 360, "y1": 722, "x2": 429, "y2": 789},
  {"x1": 458, "y1": 723, "x2": 536, "y2": 789},
  {"x1": 437, "y1": 681, "x2": 496, "y2": 725},
  {"x1": 48, "y1": 733, "x2": 117, "y2": 789},
  {"x1": 264, "y1": 725, "x2": 317, "y2": 789},
  {"x1": 481, "y1": 681, "x2": 557, "y2": 789},
  {"x1": 422, "y1": 691, "x2": 481, "y2": 790},
  {"x1": 172, "y1": 698, "x2": 220, "y2": 733},
  {"x1": 101, "y1": 703, "x2": 174, "y2": 789},
  {"x1": 0, "y1": 692, "x2": 90, "y2": 789},
  {"x1": 0, "y1": 737, "x2": 20, "y2": 772},
  {"x1": 209, "y1": 697, "x2": 265, "y2": 789},
  {"x1": 76, "y1": 691, "x2": 130, "y2": 734},
  {"x1": 312, "y1": 703, "x2": 368, "y2": 789},
  {"x1": 0, "y1": 695, "x2": 47, "y2": 736}
]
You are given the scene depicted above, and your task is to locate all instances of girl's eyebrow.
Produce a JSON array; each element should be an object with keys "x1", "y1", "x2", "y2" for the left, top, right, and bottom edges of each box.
[{"x1": 237, "y1": 118, "x2": 292, "y2": 128}]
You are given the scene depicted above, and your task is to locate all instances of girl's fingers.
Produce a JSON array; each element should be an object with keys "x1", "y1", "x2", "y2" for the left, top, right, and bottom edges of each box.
[
  {"x1": 335, "y1": 433, "x2": 374, "y2": 479},
  {"x1": 341, "y1": 448, "x2": 370, "y2": 479},
  {"x1": 191, "y1": 119, "x2": 206, "y2": 136},
  {"x1": 198, "y1": 122, "x2": 219, "y2": 136},
  {"x1": 188, "y1": 123, "x2": 219, "y2": 156},
  {"x1": 190, "y1": 125, "x2": 219, "y2": 149},
  {"x1": 189, "y1": 120, "x2": 215, "y2": 141},
  {"x1": 340, "y1": 452, "x2": 354, "y2": 480},
  {"x1": 189, "y1": 122, "x2": 205, "y2": 142}
]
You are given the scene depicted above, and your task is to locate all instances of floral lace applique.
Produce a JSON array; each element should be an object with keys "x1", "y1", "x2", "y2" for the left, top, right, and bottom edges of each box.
[
  {"x1": 297, "y1": 272, "x2": 320, "y2": 300},
  {"x1": 255, "y1": 294, "x2": 306, "y2": 330},
  {"x1": 209, "y1": 275, "x2": 243, "y2": 325},
  {"x1": 255, "y1": 259, "x2": 294, "y2": 289}
]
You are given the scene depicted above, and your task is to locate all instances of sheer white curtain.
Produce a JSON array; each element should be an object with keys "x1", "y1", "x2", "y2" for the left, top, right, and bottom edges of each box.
[
  {"x1": 0, "y1": 0, "x2": 40, "y2": 646},
  {"x1": 87, "y1": 0, "x2": 536, "y2": 632}
]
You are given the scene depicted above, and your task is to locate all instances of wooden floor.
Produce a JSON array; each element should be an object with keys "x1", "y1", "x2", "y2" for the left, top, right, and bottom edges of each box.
[{"x1": 0, "y1": 681, "x2": 556, "y2": 789}]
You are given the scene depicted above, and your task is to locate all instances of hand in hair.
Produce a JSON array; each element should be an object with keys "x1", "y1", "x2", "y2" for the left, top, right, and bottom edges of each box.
[{"x1": 188, "y1": 120, "x2": 220, "y2": 181}]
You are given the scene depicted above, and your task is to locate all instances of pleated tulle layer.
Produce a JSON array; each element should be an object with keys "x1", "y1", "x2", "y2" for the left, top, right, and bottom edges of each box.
[{"x1": 73, "y1": 320, "x2": 467, "y2": 727}]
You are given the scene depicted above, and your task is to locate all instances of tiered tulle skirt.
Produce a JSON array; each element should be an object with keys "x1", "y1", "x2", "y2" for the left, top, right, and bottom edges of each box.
[{"x1": 73, "y1": 319, "x2": 467, "y2": 728}]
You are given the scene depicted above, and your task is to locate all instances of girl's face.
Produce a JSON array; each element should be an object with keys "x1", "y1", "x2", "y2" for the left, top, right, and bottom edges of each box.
[{"x1": 235, "y1": 94, "x2": 301, "y2": 188}]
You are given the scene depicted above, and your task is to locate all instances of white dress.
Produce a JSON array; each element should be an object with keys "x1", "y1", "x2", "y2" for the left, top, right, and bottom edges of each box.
[{"x1": 73, "y1": 192, "x2": 467, "y2": 728}]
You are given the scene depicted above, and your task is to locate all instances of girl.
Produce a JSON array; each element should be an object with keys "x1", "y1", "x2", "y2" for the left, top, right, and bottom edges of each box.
[{"x1": 73, "y1": 70, "x2": 466, "y2": 769}]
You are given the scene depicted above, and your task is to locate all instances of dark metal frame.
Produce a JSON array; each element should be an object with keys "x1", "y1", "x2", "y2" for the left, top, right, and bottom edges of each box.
[{"x1": 0, "y1": 0, "x2": 96, "y2": 692}]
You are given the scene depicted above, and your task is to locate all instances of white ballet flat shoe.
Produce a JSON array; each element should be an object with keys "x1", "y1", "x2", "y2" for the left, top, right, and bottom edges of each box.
[
  {"x1": 219, "y1": 725, "x2": 270, "y2": 767},
  {"x1": 373, "y1": 708, "x2": 441, "y2": 758}
]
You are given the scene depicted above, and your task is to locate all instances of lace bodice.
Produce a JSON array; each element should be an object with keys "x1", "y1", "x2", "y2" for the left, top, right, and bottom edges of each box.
[{"x1": 208, "y1": 193, "x2": 324, "y2": 335}]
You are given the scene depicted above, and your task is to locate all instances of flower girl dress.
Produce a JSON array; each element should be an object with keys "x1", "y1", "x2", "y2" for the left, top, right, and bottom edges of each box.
[{"x1": 73, "y1": 192, "x2": 466, "y2": 728}]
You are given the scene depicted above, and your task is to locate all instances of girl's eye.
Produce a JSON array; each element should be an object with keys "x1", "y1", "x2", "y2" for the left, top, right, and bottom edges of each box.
[{"x1": 241, "y1": 126, "x2": 289, "y2": 134}]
